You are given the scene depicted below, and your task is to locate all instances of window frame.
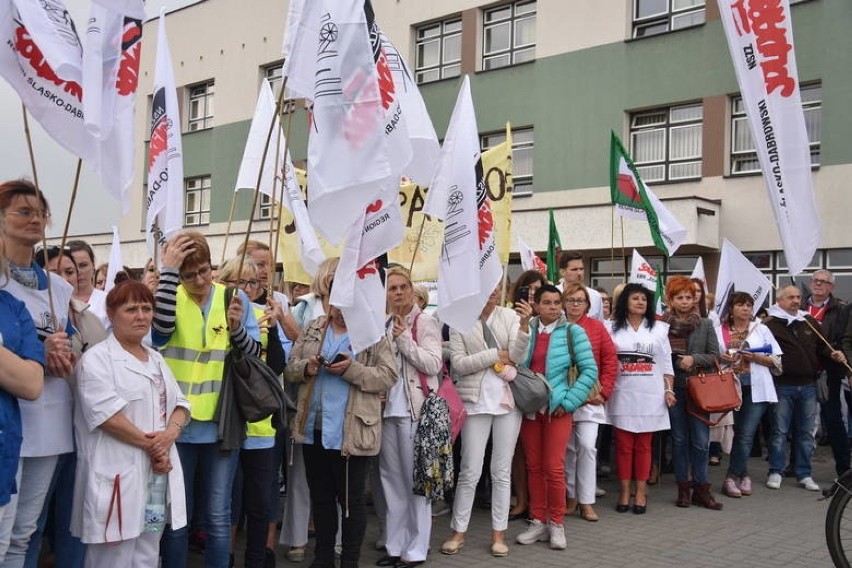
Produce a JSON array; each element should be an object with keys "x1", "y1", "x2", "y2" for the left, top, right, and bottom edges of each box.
[
  {"x1": 184, "y1": 176, "x2": 211, "y2": 227},
  {"x1": 482, "y1": 0, "x2": 537, "y2": 71},
  {"x1": 413, "y1": 18, "x2": 462, "y2": 85},
  {"x1": 629, "y1": 102, "x2": 704, "y2": 184},
  {"x1": 187, "y1": 81, "x2": 215, "y2": 132},
  {"x1": 481, "y1": 126, "x2": 534, "y2": 197},
  {"x1": 632, "y1": 0, "x2": 706, "y2": 39},
  {"x1": 730, "y1": 83, "x2": 821, "y2": 176}
]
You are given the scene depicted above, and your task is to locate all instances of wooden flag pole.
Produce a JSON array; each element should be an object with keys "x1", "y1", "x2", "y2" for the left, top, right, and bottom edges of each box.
[
  {"x1": 21, "y1": 105, "x2": 58, "y2": 327},
  {"x1": 235, "y1": 77, "x2": 290, "y2": 282},
  {"x1": 610, "y1": 206, "x2": 616, "y2": 286},
  {"x1": 58, "y1": 159, "x2": 83, "y2": 253},
  {"x1": 620, "y1": 217, "x2": 627, "y2": 282},
  {"x1": 407, "y1": 214, "x2": 427, "y2": 276},
  {"x1": 220, "y1": 190, "x2": 239, "y2": 266},
  {"x1": 266, "y1": 105, "x2": 285, "y2": 297},
  {"x1": 270, "y1": 105, "x2": 295, "y2": 294}
]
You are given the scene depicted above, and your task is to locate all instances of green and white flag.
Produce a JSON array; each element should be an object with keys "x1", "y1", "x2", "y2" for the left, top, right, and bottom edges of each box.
[
  {"x1": 546, "y1": 208, "x2": 561, "y2": 284},
  {"x1": 609, "y1": 132, "x2": 686, "y2": 257}
]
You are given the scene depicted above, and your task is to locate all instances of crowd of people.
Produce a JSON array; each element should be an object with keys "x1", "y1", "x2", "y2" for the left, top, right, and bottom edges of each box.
[{"x1": 0, "y1": 178, "x2": 849, "y2": 567}]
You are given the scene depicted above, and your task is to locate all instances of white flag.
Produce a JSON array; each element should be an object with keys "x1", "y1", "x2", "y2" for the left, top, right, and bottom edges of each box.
[
  {"x1": 691, "y1": 256, "x2": 707, "y2": 292},
  {"x1": 714, "y1": 239, "x2": 771, "y2": 317},
  {"x1": 423, "y1": 76, "x2": 502, "y2": 334},
  {"x1": 235, "y1": 79, "x2": 285, "y2": 199},
  {"x1": 0, "y1": 0, "x2": 92, "y2": 161},
  {"x1": 518, "y1": 235, "x2": 547, "y2": 273},
  {"x1": 718, "y1": 0, "x2": 819, "y2": 276},
  {"x1": 629, "y1": 249, "x2": 658, "y2": 293},
  {"x1": 285, "y1": 0, "x2": 394, "y2": 244},
  {"x1": 280, "y1": 0, "x2": 310, "y2": 99},
  {"x1": 146, "y1": 12, "x2": 184, "y2": 256},
  {"x1": 364, "y1": 5, "x2": 439, "y2": 185},
  {"x1": 330, "y1": 194, "x2": 403, "y2": 353},
  {"x1": 83, "y1": 1, "x2": 143, "y2": 212},
  {"x1": 280, "y1": 157, "x2": 325, "y2": 277},
  {"x1": 104, "y1": 225, "x2": 123, "y2": 295},
  {"x1": 12, "y1": 0, "x2": 82, "y2": 83}
]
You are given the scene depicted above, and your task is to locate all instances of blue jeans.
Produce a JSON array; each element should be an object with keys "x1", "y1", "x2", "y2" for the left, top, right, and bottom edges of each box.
[
  {"x1": 727, "y1": 386, "x2": 768, "y2": 478},
  {"x1": 160, "y1": 443, "x2": 239, "y2": 568},
  {"x1": 668, "y1": 384, "x2": 711, "y2": 484},
  {"x1": 769, "y1": 383, "x2": 818, "y2": 480}
]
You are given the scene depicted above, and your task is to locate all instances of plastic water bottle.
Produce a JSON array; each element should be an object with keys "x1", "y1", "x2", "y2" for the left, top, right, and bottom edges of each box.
[{"x1": 144, "y1": 473, "x2": 167, "y2": 532}]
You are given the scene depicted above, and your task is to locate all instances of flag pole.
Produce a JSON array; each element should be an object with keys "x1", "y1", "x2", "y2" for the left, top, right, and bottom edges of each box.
[
  {"x1": 620, "y1": 217, "x2": 626, "y2": 281},
  {"x1": 22, "y1": 105, "x2": 58, "y2": 326},
  {"x1": 610, "y1": 205, "x2": 616, "y2": 285},
  {"x1": 236, "y1": 76, "x2": 290, "y2": 282},
  {"x1": 220, "y1": 190, "x2": 239, "y2": 266},
  {"x1": 58, "y1": 159, "x2": 83, "y2": 253},
  {"x1": 499, "y1": 264, "x2": 509, "y2": 306},
  {"x1": 407, "y1": 212, "x2": 426, "y2": 276},
  {"x1": 266, "y1": 104, "x2": 285, "y2": 296},
  {"x1": 269, "y1": 101, "x2": 295, "y2": 297}
]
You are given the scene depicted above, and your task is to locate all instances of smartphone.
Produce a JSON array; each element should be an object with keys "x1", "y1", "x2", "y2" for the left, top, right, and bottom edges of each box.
[
  {"x1": 318, "y1": 353, "x2": 347, "y2": 366},
  {"x1": 330, "y1": 353, "x2": 347, "y2": 364},
  {"x1": 515, "y1": 286, "x2": 530, "y2": 305}
]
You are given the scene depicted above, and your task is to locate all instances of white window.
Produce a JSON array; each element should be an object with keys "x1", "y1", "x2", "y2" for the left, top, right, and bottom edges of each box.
[
  {"x1": 184, "y1": 176, "x2": 211, "y2": 226},
  {"x1": 187, "y1": 81, "x2": 214, "y2": 131},
  {"x1": 414, "y1": 18, "x2": 461, "y2": 84},
  {"x1": 630, "y1": 103, "x2": 703, "y2": 183},
  {"x1": 632, "y1": 0, "x2": 705, "y2": 39},
  {"x1": 481, "y1": 127, "x2": 534, "y2": 196},
  {"x1": 264, "y1": 63, "x2": 283, "y2": 99},
  {"x1": 483, "y1": 1, "x2": 536, "y2": 71},
  {"x1": 731, "y1": 84, "x2": 821, "y2": 175},
  {"x1": 255, "y1": 193, "x2": 273, "y2": 221}
]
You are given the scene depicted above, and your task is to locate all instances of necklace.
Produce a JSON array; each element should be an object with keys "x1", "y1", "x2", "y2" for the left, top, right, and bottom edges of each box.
[{"x1": 8, "y1": 259, "x2": 38, "y2": 289}]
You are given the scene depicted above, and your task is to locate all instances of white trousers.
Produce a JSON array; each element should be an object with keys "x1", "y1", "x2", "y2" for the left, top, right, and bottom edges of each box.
[
  {"x1": 279, "y1": 441, "x2": 340, "y2": 547},
  {"x1": 0, "y1": 455, "x2": 59, "y2": 567},
  {"x1": 451, "y1": 412, "x2": 522, "y2": 533},
  {"x1": 565, "y1": 421, "x2": 599, "y2": 504},
  {"x1": 85, "y1": 530, "x2": 160, "y2": 568},
  {"x1": 379, "y1": 417, "x2": 430, "y2": 562}
]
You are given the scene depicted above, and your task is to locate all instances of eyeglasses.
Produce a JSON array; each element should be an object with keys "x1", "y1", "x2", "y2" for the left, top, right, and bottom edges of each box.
[
  {"x1": 564, "y1": 298, "x2": 587, "y2": 305},
  {"x1": 179, "y1": 265, "x2": 212, "y2": 281},
  {"x1": 224, "y1": 278, "x2": 258, "y2": 289},
  {"x1": 7, "y1": 208, "x2": 51, "y2": 220},
  {"x1": 812, "y1": 278, "x2": 833, "y2": 286}
]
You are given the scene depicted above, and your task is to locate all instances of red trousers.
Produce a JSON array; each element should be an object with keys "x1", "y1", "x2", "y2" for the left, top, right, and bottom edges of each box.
[
  {"x1": 520, "y1": 412, "x2": 573, "y2": 523},
  {"x1": 614, "y1": 428, "x2": 653, "y2": 481}
]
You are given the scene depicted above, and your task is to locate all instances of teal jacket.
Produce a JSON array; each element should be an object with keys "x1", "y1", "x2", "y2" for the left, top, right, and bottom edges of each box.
[{"x1": 523, "y1": 315, "x2": 599, "y2": 413}]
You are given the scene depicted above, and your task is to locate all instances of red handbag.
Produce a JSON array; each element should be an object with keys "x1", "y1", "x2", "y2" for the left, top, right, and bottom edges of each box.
[{"x1": 686, "y1": 362, "x2": 742, "y2": 427}]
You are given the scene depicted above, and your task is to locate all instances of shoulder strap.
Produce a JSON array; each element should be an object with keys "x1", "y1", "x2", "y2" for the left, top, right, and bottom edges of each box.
[
  {"x1": 407, "y1": 312, "x2": 431, "y2": 396},
  {"x1": 565, "y1": 323, "x2": 576, "y2": 364},
  {"x1": 480, "y1": 318, "x2": 499, "y2": 349}
]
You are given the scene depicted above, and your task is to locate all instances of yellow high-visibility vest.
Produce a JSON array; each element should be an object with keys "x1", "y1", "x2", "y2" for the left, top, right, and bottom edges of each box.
[{"x1": 161, "y1": 283, "x2": 230, "y2": 421}]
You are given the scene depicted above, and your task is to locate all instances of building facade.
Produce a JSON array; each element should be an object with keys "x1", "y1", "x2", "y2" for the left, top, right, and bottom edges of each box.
[{"x1": 76, "y1": 0, "x2": 852, "y2": 298}]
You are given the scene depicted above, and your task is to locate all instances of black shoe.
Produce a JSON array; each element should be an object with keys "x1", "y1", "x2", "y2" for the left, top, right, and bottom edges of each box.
[
  {"x1": 395, "y1": 561, "x2": 425, "y2": 568},
  {"x1": 264, "y1": 548, "x2": 276, "y2": 568},
  {"x1": 376, "y1": 555, "x2": 401, "y2": 567},
  {"x1": 508, "y1": 509, "x2": 528, "y2": 521},
  {"x1": 632, "y1": 504, "x2": 647, "y2": 515},
  {"x1": 615, "y1": 503, "x2": 631, "y2": 513}
]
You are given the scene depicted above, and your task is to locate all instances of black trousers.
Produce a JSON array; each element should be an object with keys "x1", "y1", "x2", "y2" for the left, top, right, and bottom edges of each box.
[
  {"x1": 822, "y1": 370, "x2": 851, "y2": 476},
  {"x1": 232, "y1": 446, "x2": 277, "y2": 568},
  {"x1": 303, "y1": 438, "x2": 369, "y2": 568}
]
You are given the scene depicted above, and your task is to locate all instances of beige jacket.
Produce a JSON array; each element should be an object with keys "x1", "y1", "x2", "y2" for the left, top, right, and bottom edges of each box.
[
  {"x1": 387, "y1": 306, "x2": 443, "y2": 420},
  {"x1": 286, "y1": 316, "x2": 397, "y2": 457}
]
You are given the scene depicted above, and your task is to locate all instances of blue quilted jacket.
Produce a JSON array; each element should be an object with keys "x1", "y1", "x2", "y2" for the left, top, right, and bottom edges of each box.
[{"x1": 524, "y1": 315, "x2": 599, "y2": 413}]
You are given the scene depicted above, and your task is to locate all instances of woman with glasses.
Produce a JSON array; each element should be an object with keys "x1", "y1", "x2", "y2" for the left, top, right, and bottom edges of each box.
[
  {"x1": 216, "y1": 257, "x2": 285, "y2": 568},
  {"x1": 561, "y1": 283, "x2": 617, "y2": 522},
  {"x1": 0, "y1": 209, "x2": 45, "y2": 562},
  {"x1": 0, "y1": 180, "x2": 76, "y2": 566},
  {"x1": 153, "y1": 232, "x2": 261, "y2": 568}
]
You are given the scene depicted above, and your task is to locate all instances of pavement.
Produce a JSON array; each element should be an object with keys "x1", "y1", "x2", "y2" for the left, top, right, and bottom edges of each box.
[{"x1": 203, "y1": 446, "x2": 839, "y2": 568}]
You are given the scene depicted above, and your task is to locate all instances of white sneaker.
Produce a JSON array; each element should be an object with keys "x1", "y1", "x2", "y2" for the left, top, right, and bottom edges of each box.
[
  {"x1": 797, "y1": 477, "x2": 820, "y2": 491},
  {"x1": 548, "y1": 522, "x2": 567, "y2": 550},
  {"x1": 516, "y1": 519, "x2": 549, "y2": 545},
  {"x1": 595, "y1": 486, "x2": 607, "y2": 497},
  {"x1": 766, "y1": 473, "x2": 783, "y2": 490}
]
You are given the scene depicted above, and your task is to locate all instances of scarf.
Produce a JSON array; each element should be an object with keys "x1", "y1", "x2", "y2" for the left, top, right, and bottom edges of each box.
[
  {"x1": 661, "y1": 311, "x2": 700, "y2": 354},
  {"x1": 8, "y1": 260, "x2": 38, "y2": 290}
]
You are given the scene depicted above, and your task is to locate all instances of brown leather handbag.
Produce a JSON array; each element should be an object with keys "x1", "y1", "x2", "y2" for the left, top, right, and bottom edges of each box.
[{"x1": 686, "y1": 362, "x2": 742, "y2": 426}]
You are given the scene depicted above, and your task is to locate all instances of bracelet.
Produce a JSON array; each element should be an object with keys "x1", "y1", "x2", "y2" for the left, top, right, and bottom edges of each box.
[{"x1": 664, "y1": 388, "x2": 676, "y2": 395}]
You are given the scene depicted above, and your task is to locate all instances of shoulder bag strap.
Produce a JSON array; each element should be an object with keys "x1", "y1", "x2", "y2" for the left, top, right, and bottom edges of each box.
[
  {"x1": 409, "y1": 312, "x2": 431, "y2": 395},
  {"x1": 480, "y1": 318, "x2": 499, "y2": 350}
]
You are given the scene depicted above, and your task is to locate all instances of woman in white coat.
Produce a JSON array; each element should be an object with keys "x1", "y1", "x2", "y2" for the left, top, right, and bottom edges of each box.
[
  {"x1": 73, "y1": 281, "x2": 190, "y2": 567},
  {"x1": 715, "y1": 291, "x2": 781, "y2": 498}
]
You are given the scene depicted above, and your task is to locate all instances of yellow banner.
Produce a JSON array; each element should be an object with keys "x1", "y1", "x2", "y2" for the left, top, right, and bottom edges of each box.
[{"x1": 278, "y1": 125, "x2": 513, "y2": 284}]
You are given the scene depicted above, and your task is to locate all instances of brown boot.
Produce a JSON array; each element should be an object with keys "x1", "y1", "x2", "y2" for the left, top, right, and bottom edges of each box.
[
  {"x1": 676, "y1": 482, "x2": 691, "y2": 507},
  {"x1": 692, "y1": 483, "x2": 723, "y2": 510}
]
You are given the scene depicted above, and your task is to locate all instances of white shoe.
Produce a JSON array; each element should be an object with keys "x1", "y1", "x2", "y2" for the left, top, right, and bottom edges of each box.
[
  {"x1": 548, "y1": 522, "x2": 567, "y2": 550},
  {"x1": 516, "y1": 519, "x2": 549, "y2": 545},
  {"x1": 797, "y1": 477, "x2": 820, "y2": 491},
  {"x1": 766, "y1": 473, "x2": 783, "y2": 490},
  {"x1": 595, "y1": 486, "x2": 607, "y2": 497}
]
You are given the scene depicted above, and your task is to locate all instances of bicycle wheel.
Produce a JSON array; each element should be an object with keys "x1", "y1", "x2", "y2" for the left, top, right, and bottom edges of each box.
[{"x1": 826, "y1": 478, "x2": 852, "y2": 568}]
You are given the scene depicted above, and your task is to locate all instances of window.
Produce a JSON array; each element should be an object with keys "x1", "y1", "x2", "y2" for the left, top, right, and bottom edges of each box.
[
  {"x1": 731, "y1": 84, "x2": 821, "y2": 175},
  {"x1": 482, "y1": 127, "x2": 534, "y2": 196},
  {"x1": 482, "y1": 1, "x2": 536, "y2": 71},
  {"x1": 187, "y1": 81, "x2": 214, "y2": 131},
  {"x1": 255, "y1": 193, "x2": 273, "y2": 221},
  {"x1": 632, "y1": 0, "x2": 705, "y2": 38},
  {"x1": 414, "y1": 19, "x2": 461, "y2": 84},
  {"x1": 264, "y1": 63, "x2": 284, "y2": 99},
  {"x1": 590, "y1": 254, "x2": 697, "y2": 296},
  {"x1": 184, "y1": 176, "x2": 211, "y2": 226},
  {"x1": 630, "y1": 103, "x2": 703, "y2": 183}
]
